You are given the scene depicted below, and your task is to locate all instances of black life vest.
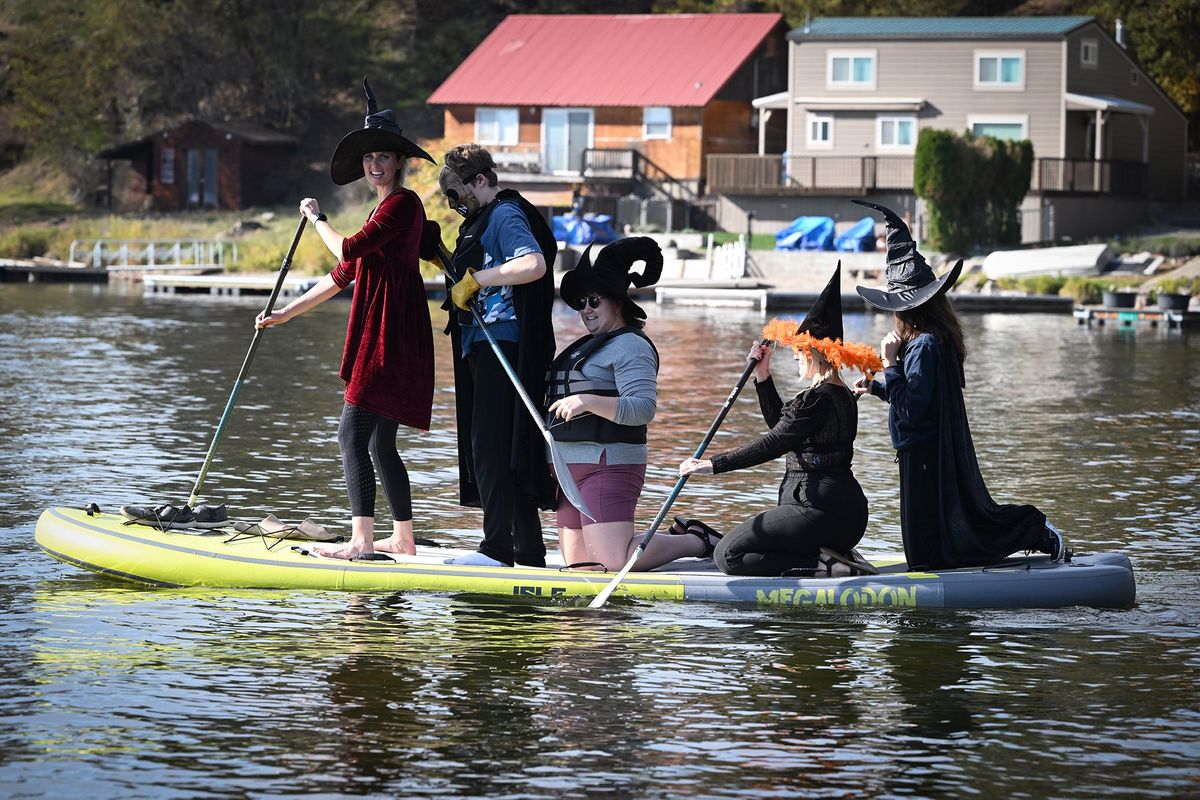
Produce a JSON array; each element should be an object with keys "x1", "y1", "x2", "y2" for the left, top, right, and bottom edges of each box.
[
  {"x1": 545, "y1": 327, "x2": 659, "y2": 445},
  {"x1": 450, "y1": 194, "x2": 557, "y2": 327}
]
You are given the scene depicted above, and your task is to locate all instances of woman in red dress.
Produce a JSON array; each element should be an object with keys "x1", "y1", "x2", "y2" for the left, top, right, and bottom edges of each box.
[{"x1": 256, "y1": 80, "x2": 435, "y2": 560}]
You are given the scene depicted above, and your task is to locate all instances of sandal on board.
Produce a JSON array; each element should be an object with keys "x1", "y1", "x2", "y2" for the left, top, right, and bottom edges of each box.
[
  {"x1": 672, "y1": 516, "x2": 724, "y2": 559},
  {"x1": 817, "y1": 547, "x2": 880, "y2": 577}
]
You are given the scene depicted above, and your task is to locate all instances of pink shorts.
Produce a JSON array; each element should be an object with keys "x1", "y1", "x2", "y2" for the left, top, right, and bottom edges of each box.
[{"x1": 555, "y1": 454, "x2": 647, "y2": 529}]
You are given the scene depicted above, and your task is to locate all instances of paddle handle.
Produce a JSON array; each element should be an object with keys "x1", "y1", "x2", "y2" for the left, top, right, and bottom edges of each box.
[
  {"x1": 435, "y1": 241, "x2": 596, "y2": 521},
  {"x1": 588, "y1": 344, "x2": 765, "y2": 608},
  {"x1": 188, "y1": 217, "x2": 307, "y2": 506}
]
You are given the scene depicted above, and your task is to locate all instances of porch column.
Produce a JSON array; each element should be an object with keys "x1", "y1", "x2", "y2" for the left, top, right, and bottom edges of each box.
[
  {"x1": 1138, "y1": 116, "x2": 1149, "y2": 163},
  {"x1": 758, "y1": 108, "x2": 771, "y2": 156}
]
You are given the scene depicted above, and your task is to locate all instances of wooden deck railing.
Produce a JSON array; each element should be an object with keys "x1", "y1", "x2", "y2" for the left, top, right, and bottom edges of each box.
[{"x1": 707, "y1": 154, "x2": 1149, "y2": 197}]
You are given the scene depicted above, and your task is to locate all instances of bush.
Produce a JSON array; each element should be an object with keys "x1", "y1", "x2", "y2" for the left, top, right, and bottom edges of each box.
[
  {"x1": 1060, "y1": 277, "x2": 1105, "y2": 305},
  {"x1": 1113, "y1": 234, "x2": 1200, "y2": 259},
  {"x1": 0, "y1": 227, "x2": 52, "y2": 258}
]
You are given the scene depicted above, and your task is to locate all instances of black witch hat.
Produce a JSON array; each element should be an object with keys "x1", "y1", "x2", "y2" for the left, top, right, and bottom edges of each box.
[
  {"x1": 560, "y1": 237, "x2": 663, "y2": 321},
  {"x1": 329, "y1": 78, "x2": 434, "y2": 186},
  {"x1": 851, "y1": 199, "x2": 962, "y2": 312},
  {"x1": 797, "y1": 261, "x2": 843, "y2": 341}
]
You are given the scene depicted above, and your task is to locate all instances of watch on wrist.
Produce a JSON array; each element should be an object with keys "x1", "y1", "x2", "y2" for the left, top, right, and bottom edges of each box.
[{"x1": 313, "y1": 212, "x2": 328, "y2": 223}]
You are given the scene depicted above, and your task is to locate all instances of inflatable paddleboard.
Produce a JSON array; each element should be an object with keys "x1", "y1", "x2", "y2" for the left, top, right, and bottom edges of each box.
[{"x1": 35, "y1": 507, "x2": 1136, "y2": 609}]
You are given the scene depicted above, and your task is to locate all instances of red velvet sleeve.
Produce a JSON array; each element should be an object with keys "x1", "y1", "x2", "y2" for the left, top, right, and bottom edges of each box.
[{"x1": 340, "y1": 191, "x2": 418, "y2": 263}]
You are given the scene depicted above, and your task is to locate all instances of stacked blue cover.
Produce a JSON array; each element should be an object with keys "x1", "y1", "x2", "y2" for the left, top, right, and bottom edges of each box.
[
  {"x1": 552, "y1": 214, "x2": 619, "y2": 245},
  {"x1": 834, "y1": 216, "x2": 877, "y2": 252},
  {"x1": 774, "y1": 216, "x2": 835, "y2": 251}
]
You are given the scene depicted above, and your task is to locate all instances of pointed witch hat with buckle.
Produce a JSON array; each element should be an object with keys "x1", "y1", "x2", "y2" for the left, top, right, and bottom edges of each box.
[
  {"x1": 329, "y1": 77, "x2": 434, "y2": 186},
  {"x1": 851, "y1": 199, "x2": 962, "y2": 312}
]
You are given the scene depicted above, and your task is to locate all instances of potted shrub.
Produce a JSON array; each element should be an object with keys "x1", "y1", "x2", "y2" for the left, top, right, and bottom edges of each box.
[
  {"x1": 1102, "y1": 284, "x2": 1138, "y2": 308},
  {"x1": 1155, "y1": 277, "x2": 1196, "y2": 311},
  {"x1": 1061, "y1": 277, "x2": 1103, "y2": 306}
]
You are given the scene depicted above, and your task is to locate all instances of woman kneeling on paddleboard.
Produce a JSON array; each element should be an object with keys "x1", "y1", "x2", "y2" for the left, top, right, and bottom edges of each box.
[
  {"x1": 255, "y1": 79, "x2": 435, "y2": 560},
  {"x1": 548, "y1": 238, "x2": 709, "y2": 571},
  {"x1": 677, "y1": 264, "x2": 881, "y2": 577},
  {"x1": 850, "y1": 200, "x2": 1065, "y2": 570}
]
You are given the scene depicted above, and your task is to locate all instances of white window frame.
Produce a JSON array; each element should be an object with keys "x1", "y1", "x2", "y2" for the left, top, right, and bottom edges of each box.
[
  {"x1": 967, "y1": 114, "x2": 1029, "y2": 141},
  {"x1": 474, "y1": 107, "x2": 519, "y2": 146},
  {"x1": 1080, "y1": 38, "x2": 1098, "y2": 69},
  {"x1": 876, "y1": 115, "x2": 917, "y2": 152},
  {"x1": 642, "y1": 106, "x2": 672, "y2": 140},
  {"x1": 806, "y1": 113, "x2": 834, "y2": 149},
  {"x1": 974, "y1": 50, "x2": 1025, "y2": 90},
  {"x1": 826, "y1": 49, "x2": 876, "y2": 90}
]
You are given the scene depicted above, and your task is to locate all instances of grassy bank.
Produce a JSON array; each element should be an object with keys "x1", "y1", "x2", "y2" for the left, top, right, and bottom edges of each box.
[{"x1": 0, "y1": 141, "x2": 460, "y2": 277}]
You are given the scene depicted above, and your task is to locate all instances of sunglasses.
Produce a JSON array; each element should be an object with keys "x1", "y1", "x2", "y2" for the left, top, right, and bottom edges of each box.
[{"x1": 580, "y1": 295, "x2": 604, "y2": 310}]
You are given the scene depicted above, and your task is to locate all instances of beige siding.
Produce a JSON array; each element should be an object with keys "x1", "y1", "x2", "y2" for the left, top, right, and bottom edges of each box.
[
  {"x1": 789, "y1": 38, "x2": 1065, "y2": 159},
  {"x1": 1064, "y1": 22, "x2": 1187, "y2": 200}
]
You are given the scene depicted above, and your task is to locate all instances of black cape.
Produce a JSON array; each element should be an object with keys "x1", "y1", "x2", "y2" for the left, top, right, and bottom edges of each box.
[
  {"x1": 443, "y1": 189, "x2": 558, "y2": 510},
  {"x1": 934, "y1": 345, "x2": 1047, "y2": 567}
]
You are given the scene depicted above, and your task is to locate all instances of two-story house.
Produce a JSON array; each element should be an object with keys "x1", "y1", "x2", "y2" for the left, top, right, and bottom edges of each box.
[
  {"x1": 707, "y1": 16, "x2": 1187, "y2": 244},
  {"x1": 428, "y1": 13, "x2": 788, "y2": 227}
]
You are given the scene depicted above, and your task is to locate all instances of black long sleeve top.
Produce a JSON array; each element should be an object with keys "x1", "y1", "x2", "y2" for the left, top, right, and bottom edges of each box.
[{"x1": 711, "y1": 376, "x2": 857, "y2": 475}]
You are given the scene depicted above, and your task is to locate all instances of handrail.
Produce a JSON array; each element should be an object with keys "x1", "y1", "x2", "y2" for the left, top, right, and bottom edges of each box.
[{"x1": 68, "y1": 238, "x2": 237, "y2": 271}]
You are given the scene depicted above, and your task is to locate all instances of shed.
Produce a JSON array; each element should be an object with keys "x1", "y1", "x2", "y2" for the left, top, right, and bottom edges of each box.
[{"x1": 97, "y1": 121, "x2": 299, "y2": 211}]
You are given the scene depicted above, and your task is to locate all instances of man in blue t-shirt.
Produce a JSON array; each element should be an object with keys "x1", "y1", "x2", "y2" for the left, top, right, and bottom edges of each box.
[{"x1": 440, "y1": 144, "x2": 556, "y2": 568}]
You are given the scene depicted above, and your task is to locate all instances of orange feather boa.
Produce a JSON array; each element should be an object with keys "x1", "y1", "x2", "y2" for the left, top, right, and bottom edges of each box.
[{"x1": 761, "y1": 318, "x2": 883, "y2": 375}]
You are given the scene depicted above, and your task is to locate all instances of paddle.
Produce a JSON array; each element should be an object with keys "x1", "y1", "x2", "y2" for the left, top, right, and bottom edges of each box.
[
  {"x1": 427, "y1": 231, "x2": 596, "y2": 522},
  {"x1": 188, "y1": 217, "x2": 307, "y2": 507},
  {"x1": 588, "y1": 340, "x2": 767, "y2": 608}
]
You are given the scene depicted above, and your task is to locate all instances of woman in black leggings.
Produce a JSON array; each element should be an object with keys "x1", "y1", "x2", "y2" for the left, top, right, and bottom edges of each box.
[{"x1": 677, "y1": 266, "x2": 880, "y2": 576}]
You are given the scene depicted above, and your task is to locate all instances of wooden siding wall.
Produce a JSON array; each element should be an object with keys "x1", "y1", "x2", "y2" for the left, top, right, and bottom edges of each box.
[
  {"x1": 1065, "y1": 23, "x2": 1187, "y2": 201},
  {"x1": 443, "y1": 104, "x2": 708, "y2": 179},
  {"x1": 789, "y1": 38, "x2": 1064, "y2": 161},
  {"x1": 150, "y1": 122, "x2": 247, "y2": 210}
]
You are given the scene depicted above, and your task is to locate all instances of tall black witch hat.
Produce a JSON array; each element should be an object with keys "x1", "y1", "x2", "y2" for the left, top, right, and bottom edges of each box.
[
  {"x1": 329, "y1": 78, "x2": 434, "y2": 186},
  {"x1": 560, "y1": 237, "x2": 663, "y2": 321},
  {"x1": 851, "y1": 199, "x2": 962, "y2": 312},
  {"x1": 798, "y1": 261, "x2": 843, "y2": 340},
  {"x1": 763, "y1": 262, "x2": 882, "y2": 374}
]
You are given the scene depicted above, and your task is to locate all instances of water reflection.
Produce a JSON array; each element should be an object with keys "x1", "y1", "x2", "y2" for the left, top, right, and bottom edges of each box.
[{"x1": 1, "y1": 284, "x2": 1198, "y2": 797}]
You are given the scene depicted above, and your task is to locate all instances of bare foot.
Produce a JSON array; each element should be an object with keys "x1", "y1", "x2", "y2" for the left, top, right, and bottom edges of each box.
[
  {"x1": 311, "y1": 541, "x2": 372, "y2": 560},
  {"x1": 373, "y1": 535, "x2": 416, "y2": 556}
]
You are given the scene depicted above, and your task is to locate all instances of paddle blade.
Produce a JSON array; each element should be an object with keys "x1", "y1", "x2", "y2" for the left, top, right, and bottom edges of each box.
[
  {"x1": 548, "y1": 432, "x2": 596, "y2": 523},
  {"x1": 589, "y1": 558, "x2": 636, "y2": 608}
]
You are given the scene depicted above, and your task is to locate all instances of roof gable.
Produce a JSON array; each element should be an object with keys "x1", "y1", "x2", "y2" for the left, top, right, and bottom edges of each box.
[
  {"x1": 429, "y1": 13, "x2": 784, "y2": 108},
  {"x1": 790, "y1": 15, "x2": 1094, "y2": 40}
]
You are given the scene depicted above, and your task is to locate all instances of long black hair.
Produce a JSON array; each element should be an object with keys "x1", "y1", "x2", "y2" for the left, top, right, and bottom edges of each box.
[{"x1": 895, "y1": 294, "x2": 966, "y2": 365}]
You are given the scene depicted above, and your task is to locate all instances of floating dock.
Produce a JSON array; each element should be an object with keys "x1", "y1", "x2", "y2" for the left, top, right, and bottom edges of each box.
[
  {"x1": 143, "y1": 274, "x2": 447, "y2": 299},
  {"x1": 0, "y1": 258, "x2": 107, "y2": 284},
  {"x1": 656, "y1": 286, "x2": 1073, "y2": 314},
  {"x1": 1074, "y1": 305, "x2": 1198, "y2": 328}
]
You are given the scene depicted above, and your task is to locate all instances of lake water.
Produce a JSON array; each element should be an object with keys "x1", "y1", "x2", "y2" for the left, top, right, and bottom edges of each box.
[{"x1": 1, "y1": 282, "x2": 1197, "y2": 798}]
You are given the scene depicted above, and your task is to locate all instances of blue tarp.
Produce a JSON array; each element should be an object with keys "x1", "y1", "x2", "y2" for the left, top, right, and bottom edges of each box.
[
  {"x1": 834, "y1": 216, "x2": 877, "y2": 252},
  {"x1": 552, "y1": 213, "x2": 619, "y2": 245},
  {"x1": 774, "y1": 216, "x2": 835, "y2": 251}
]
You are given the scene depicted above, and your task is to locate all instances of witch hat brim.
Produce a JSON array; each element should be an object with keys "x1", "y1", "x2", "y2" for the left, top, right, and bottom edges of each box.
[
  {"x1": 329, "y1": 129, "x2": 435, "y2": 186},
  {"x1": 856, "y1": 259, "x2": 963, "y2": 312},
  {"x1": 560, "y1": 237, "x2": 662, "y2": 320}
]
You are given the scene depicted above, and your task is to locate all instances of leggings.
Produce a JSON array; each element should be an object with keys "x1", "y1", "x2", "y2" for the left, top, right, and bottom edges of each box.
[{"x1": 338, "y1": 402, "x2": 412, "y2": 521}]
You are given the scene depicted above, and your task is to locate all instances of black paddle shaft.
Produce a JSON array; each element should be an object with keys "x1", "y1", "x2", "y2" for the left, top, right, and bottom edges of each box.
[{"x1": 188, "y1": 217, "x2": 307, "y2": 506}]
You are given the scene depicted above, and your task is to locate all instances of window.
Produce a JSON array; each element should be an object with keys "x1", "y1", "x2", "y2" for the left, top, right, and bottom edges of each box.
[
  {"x1": 975, "y1": 51, "x2": 1025, "y2": 89},
  {"x1": 475, "y1": 108, "x2": 519, "y2": 145},
  {"x1": 877, "y1": 116, "x2": 916, "y2": 151},
  {"x1": 806, "y1": 114, "x2": 833, "y2": 149},
  {"x1": 160, "y1": 147, "x2": 175, "y2": 185},
  {"x1": 968, "y1": 115, "x2": 1028, "y2": 141},
  {"x1": 643, "y1": 107, "x2": 672, "y2": 140},
  {"x1": 1080, "y1": 38, "x2": 1098, "y2": 68},
  {"x1": 827, "y1": 50, "x2": 876, "y2": 89}
]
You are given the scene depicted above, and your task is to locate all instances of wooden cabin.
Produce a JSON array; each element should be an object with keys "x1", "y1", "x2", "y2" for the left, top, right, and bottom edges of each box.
[
  {"x1": 427, "y1": 13, "x2": 788, "y2": 217},
  {"x1": 97, "y1": 121, "x2": 298, "y2": 211}
]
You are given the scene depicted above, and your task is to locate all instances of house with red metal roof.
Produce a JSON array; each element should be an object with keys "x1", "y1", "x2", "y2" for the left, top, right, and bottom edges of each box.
[{"x1": 428, "y1": 13, "x2": 788, "y2": 227}]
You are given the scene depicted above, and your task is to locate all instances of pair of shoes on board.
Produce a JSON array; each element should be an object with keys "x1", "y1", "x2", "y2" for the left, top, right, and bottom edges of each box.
[
  {"x1": 445, "y1": 551, "x2": 512, "y2": 567},
  {"x1": 120, "y1": 503, "x2": 229, "y2": 530},
  {"x1": 817, "y1": 547, "x2": 880, "y2": 577},
  {"x1": 669, "y1": 516, "x2": 723, "y2": 559},
  {"x1": 232, "y1": 514, "x2": 337, "y2": 542},
  {"x1": 1034, "y1": 522, "x2": 1070, "y2": 563}
]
